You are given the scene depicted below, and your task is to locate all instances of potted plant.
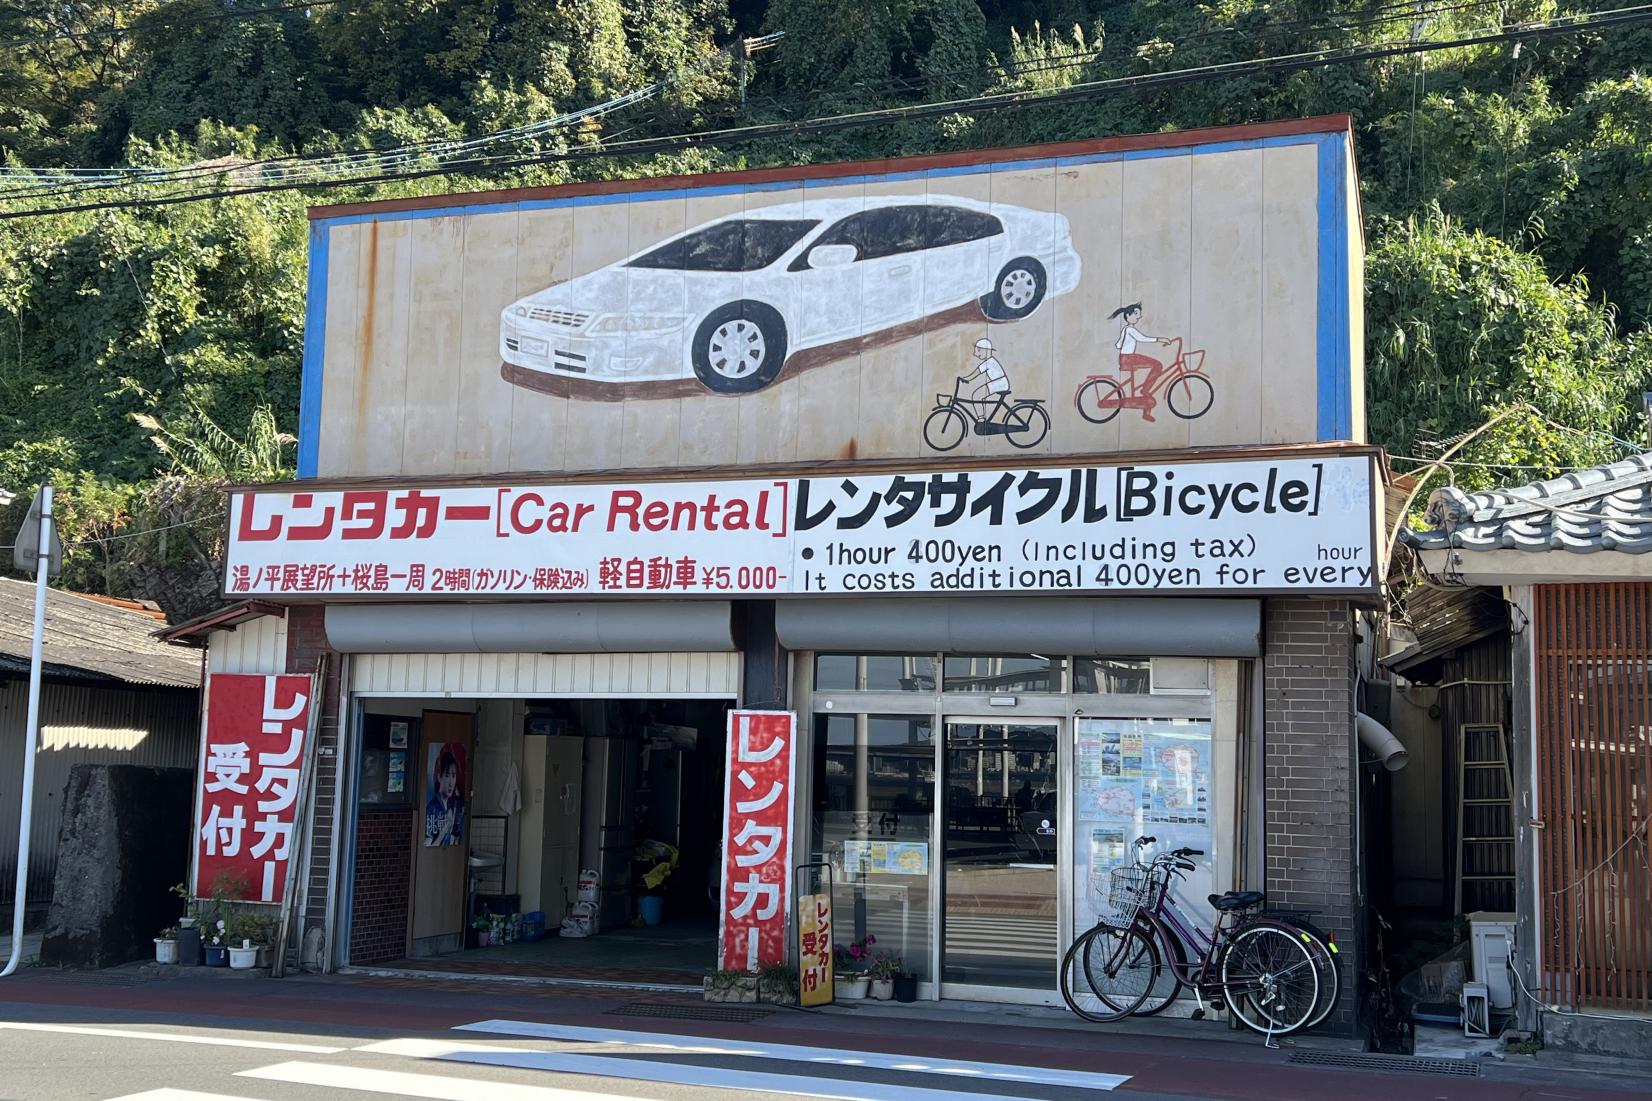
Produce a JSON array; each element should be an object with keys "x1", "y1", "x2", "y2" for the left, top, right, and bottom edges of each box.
[
  {"x1": 833, "y1": 934, "x2": 875, "y2": 1000},
  {"x1": 169, "y1": 883, "x2": 202, "y2": 965},
  {"x1": 472, "y1": 914, "x2": 491, "y2": 947},
  {"x1": 868, "y1": 953, "x2": 901, "y2": 1000},
  {"x1": 703, "y1": 969, "x2": 759, "y2": 1003},
  {"x1": 154, "y1": 927, "x2": 179, "y2": 965},
  {"x1": 757, "y1": 962, "x2": 799, "y2": 1005},
  {"x1": 893, "y1": 969, "x2": 919, "y2": 1003},
  {"x1": 224, "y1": 911, "x2": 273, "y2": 970},
  {"x1": 204, "y1": 918, "x2": 229, "y2": 966}
]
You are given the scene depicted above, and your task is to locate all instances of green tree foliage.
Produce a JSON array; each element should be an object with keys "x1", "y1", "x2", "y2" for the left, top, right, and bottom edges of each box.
[{"x1": 1, "y1": 0, "x2": 1650, "y2": 608}]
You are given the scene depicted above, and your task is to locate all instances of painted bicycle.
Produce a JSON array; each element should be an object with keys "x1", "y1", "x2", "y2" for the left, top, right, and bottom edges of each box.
[
  {"x1": 923, "y1": 377, "x2": 1050, "y2": 451},
  {"x1": 1073, "y1": 337, "x2": 1216, "y2": 424}
]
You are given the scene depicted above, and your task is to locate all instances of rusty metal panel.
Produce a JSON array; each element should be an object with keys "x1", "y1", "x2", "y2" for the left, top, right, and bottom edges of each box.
[
  {"x1": 1533, "y1": 582, "x2": 1651, "y2": 1011},
  {"x1": 0, "y1": 680, "x2": 199, "y2": 904}
]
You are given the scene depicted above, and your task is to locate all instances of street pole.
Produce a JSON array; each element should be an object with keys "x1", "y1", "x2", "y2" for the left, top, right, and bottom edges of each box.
[{"x1": 2, "y1": 485, "x2": 54, "y2": 978}]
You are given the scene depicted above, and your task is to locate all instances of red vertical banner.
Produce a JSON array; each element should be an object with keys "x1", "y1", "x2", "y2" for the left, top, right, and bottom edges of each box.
[
  {"x1": 718, "y1": 710, "x2": 797, "y2": 972},
  {"x1": 194, "y1": 673, "x2": 312, "y2": 902}
]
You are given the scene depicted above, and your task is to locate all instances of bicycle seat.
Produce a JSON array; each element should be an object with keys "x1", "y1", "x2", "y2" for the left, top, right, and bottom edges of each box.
[{"x1": 1208, "y1": 890, "x2": 1265, "y2": 911}]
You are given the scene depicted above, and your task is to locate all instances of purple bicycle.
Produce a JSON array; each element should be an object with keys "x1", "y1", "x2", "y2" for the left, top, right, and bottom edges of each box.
[{"x1": 1059, "y1": 836, "x2": 1338, "y2": 1038}]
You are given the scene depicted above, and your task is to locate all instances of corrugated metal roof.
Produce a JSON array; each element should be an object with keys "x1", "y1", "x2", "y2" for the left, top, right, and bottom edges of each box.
[
  {"x1": 1401, "y1": 453, "x2": 1652, "y2": 555},
  {"x1": 0, "y1": 578, "x2": 201, "y2": 688},
  {"x1": 1382, "y1": 585, "x2": 1509, "y2": 679}
]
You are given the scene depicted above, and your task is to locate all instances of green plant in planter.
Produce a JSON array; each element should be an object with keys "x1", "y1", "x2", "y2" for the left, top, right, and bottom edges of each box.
[
  {"x1": 868, "y1": 953, "x2": 902, "y2": 979},
  {"x1": 704, "y1": 968, "x2": 759, "y2": 1002},
  {"x1": 757, "y1": 962, "x2": 800, "y2": 1004}
]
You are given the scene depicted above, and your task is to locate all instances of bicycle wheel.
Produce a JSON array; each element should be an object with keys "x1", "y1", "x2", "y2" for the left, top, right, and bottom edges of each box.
[
  {"x1": 1219, "y1": 922, "x2": 1320, "y2": 1036},
  {"x1": 1062, "y1": 924, "x2": 1158, "y2": 1023},
  {"x1": 922, "y1": 406, "x2": 968, "y2": 451},
  {"x1": 1004, "y1": 402, "x2": 1050, "y2": 449},
  {"x1": 1075, "y1": 377, "x2": 1125, "y2": 424},
  {"x1": 1166, "y1": 374, "x2": 1214, "y2": 419},
  {"x1": 1130, "y1": 920, "x2": 1188, "y2": 1016},
  {"x1": 1246, "y1": 919, "x2": 1340, "y2": 1032}
]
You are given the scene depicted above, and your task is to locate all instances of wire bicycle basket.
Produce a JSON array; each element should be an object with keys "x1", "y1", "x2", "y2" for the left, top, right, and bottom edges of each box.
[{"x1": 1100, "y1": 865, "x2": 1154, "y2": 928}]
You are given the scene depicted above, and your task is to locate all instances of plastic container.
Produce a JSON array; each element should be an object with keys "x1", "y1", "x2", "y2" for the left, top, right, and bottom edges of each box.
[
  {"x1": 639, "y1": 895, "x2": 664, "y2": 926},
  {"x1": 521, "y1": 912, "x2": 545, "y2": 941}
]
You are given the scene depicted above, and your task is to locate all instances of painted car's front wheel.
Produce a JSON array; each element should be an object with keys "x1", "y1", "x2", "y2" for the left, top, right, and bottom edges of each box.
[
  {"x1": 692, "y1": 302, "x2": 788, "y2": 394},
  {"x1": 980, "y1": 257, "x2": 1047, "y2": 321}
]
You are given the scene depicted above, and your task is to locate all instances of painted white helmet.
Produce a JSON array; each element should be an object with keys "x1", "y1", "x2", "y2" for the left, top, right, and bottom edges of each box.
[{"x1": 974, "y1": 338, "x2": 994, "y2": 352}]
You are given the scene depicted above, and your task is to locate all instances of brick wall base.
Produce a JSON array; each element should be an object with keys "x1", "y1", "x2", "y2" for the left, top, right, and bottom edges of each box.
[
  {"x1": 349, "y1": 809, "x2": 413, "y2": 964},
  {"x1": 1263, "y1": 597, "x2": 1360, "y2": 1035}
]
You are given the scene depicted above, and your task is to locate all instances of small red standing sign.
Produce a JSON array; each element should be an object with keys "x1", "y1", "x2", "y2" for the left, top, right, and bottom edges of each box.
[
  {"x1": 194, "y1": 673, "x2": 312, "y2": 902},
  {"x1": 718, "y1": 710, "x2": 797, "y2": 972}
]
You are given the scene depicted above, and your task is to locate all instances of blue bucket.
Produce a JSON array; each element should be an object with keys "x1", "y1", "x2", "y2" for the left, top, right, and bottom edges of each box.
[{"x1": 639, "y1": 895, "x2": 664, "y2": 926}]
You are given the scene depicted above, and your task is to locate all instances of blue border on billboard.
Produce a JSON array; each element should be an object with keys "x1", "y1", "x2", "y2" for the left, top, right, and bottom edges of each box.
[{"x1": 296, "y1": 131, "x2": 1357, "y2": 478}]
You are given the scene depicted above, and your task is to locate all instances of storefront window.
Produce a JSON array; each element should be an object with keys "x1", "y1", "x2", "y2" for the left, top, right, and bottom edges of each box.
[
  {"x1": 1072, "y1": 658, "x2": 1151, "y2": 694},
  {"x1": 942, "y1": 654, "x2": 1064, "y2": 693},
  {"x1": 814, "y1": 654, "x2": 937, "y2": 692},
  {"x1": 811, "y1": 713, "x2": 935, "y2": 982}
]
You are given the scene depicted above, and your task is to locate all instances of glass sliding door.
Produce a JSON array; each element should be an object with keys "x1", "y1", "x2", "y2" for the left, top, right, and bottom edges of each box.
[
  {"x1": 941, "y1": 720, "x2": 1061, "y2": 990},
  {"x1": 810, "y1": 713, "x2": 936, "y2": 985}
]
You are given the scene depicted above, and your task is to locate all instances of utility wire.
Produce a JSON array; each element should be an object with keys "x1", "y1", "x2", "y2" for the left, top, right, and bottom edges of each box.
[{"x1": 4, "y1": 3, "x2": 1649, "y2": 220}]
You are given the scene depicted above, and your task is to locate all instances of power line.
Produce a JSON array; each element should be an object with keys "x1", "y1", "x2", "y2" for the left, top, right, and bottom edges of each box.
[
  {"x1": 4, "y1": 3, "x2": 1649, "y2": 220},
  {"x1": 0, "y1": 32, "x2": 784, "y2": 204}
]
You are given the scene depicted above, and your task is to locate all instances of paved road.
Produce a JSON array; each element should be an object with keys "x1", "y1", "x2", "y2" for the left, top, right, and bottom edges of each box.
[{"x1": 0, "y1": 967, "x2": 1646, "y2": 1101}]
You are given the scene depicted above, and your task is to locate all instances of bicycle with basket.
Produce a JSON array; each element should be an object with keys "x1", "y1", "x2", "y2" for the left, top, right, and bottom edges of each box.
[{"x1": 1060, "y1": 836, "x2": 1340, "y2": 1044}]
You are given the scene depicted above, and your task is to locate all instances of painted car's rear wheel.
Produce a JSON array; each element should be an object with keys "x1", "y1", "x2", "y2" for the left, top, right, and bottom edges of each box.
[
  {"x1": 980, "y1": 257, "x2": 1047, "y2": 321},
  {"x1": 692, "y1": 301, "x2": 788, "y2": 394}
]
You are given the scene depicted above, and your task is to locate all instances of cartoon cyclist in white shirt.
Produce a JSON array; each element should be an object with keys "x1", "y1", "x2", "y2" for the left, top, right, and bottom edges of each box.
[{"x1": 961, "y1": 337, "x2": 1012, "y2": 417}]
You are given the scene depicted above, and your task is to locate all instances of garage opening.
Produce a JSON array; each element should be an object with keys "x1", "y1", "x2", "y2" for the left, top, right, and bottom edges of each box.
[{"x1": 347, "y1": 696, "x2": 731, "y2": 985}]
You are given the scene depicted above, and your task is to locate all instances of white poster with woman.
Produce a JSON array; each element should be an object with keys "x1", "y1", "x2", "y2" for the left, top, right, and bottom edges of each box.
[{"x1": 424, "y1": 741, "x2": 468, "y2": 847}]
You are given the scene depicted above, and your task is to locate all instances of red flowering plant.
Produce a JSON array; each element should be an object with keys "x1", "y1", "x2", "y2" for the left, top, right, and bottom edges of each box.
[{"x1": 832, "y1": 933, "x2": 876, "y2": 973}]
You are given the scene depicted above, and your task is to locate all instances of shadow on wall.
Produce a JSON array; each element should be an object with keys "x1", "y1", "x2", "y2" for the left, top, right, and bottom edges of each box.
[{"x1": 40, "y1": 765, "x2": 193, "y2": 968}]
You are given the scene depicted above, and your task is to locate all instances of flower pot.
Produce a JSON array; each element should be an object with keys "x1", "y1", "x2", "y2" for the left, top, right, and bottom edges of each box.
[
  {"x1": 175, "y1": 926, "x2": 202, "y2": 966},
  {"x1": 893, "y1": 974, "x2": 919, "y2": 1003},
  {"x1": 154, "y1": 939, "x2": 178, "y2": 965},
  {"x1": 204, "y1": 945, "x2": 229, "y2": 967},
  {"x1": 228, "y1": 946, "x2": 259, "y2": 970},
  {"x1": 255, "y1": 945, "x2": 273, "y2": 969},
  {"x1": 476, "y1": 930, "x2": 490, "y2": 947},
  {"x1": 638, "y1": 895, "x2": 665, "y2": 926},
  {"x1": 869, "y1": 977, "x2": 894, "y2": 1000},
  {"x1": 833, "y1": 974, "x2": 870, "y2": 1001},
  {"x1": 178, "y1": 917, "x2": 197, "y2": 929}
]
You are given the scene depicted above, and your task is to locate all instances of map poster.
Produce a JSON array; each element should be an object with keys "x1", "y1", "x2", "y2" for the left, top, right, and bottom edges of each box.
[{"x1": 1142, "y1": 732, "x2": 1211, "y2": 830}]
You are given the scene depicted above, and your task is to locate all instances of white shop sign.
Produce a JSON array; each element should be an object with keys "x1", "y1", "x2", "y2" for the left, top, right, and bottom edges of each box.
[{"x1": 224, "y1": 455, "x2": 1377, "y2": 598}]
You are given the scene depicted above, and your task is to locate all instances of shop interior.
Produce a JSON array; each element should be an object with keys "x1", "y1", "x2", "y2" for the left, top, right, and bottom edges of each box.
[{"x1": 354, "y1": 696, "x2": 731, "y2": 978}]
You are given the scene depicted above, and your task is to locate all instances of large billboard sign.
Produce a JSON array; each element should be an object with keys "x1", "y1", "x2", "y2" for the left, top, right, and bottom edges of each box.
[
  {"x1": 300, "y1": 117, "x2": 1361, "y2": 480},
  {"x1": 225, "y1": 453, "x2": 1380, "y2": 598}
]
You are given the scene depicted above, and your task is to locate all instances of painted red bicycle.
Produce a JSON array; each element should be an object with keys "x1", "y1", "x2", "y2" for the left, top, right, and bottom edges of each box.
[{"x1": 1073, "y1": 337, "x2": 1215, "y2": 423}]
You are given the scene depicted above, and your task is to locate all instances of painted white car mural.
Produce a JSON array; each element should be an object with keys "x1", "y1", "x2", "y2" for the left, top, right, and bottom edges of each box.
[{"x1": 499, "y1": 196, "x2": 1082, "y2": 394}]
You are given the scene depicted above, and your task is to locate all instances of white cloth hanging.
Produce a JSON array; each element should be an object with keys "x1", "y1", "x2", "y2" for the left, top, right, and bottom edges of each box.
[{"x1": 498, "y1": 760, "x2": 523, "y2": 815}]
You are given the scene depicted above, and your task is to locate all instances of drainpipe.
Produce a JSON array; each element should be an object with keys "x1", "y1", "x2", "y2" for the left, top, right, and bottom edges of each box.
[{"x1": 1357, "y1": 712, "x2": 1410, "y2": 771}]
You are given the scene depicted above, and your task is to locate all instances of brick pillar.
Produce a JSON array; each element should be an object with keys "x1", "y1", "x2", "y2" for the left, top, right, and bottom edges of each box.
[
  {"x1": 1263, "y1": 597, "x2": 1360, "y2": 1034},
  {"x1": 285, "y1": 604, "x2": 343, "y2": 961}
]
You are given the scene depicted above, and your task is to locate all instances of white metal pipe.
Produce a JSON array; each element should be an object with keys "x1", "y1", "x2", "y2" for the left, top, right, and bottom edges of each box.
[
  {"x1": 1357, "y1": 711, "x2": 1410, "y2": 772},
  {"x1": 3, "y1": 486, "x2": 52, "y2": 978}
]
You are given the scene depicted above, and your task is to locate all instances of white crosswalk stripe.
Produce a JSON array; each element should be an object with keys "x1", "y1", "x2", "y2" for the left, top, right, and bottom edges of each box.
[
  {"x1": 451, "y1": 1019, "x2": 1127, "y2": 1090},
  {"x1": 103, "y1": 1010, "x2": 1131, "y2": 1101},
  {"x1": 349, "y1": 1036, "x2": 1116, "y2": 1101}
]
